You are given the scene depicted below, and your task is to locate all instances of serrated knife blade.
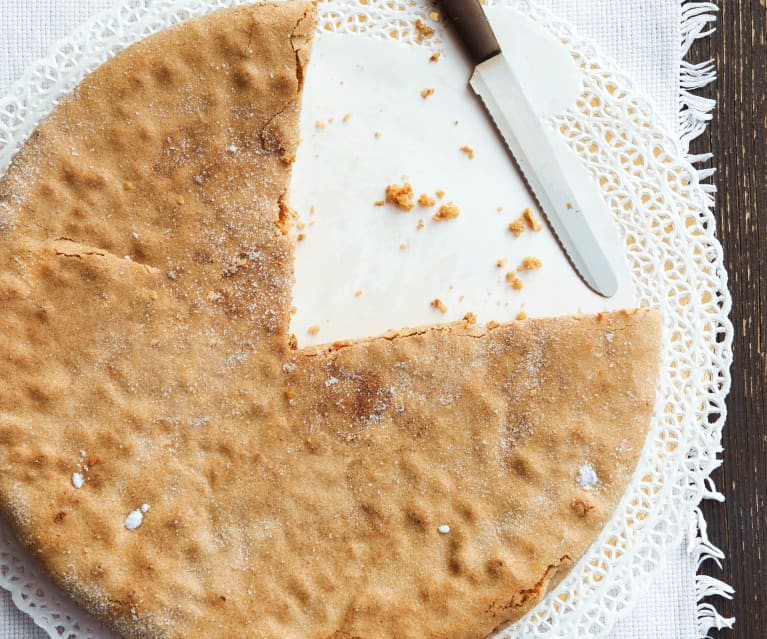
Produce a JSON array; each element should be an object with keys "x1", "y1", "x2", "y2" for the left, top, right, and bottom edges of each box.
[
  {"x1": 470, "y1": 54, "x2": 618, "y2": 297},
  {"x1": 439, "y1": 0, "x2": 618, "y2": 298}
]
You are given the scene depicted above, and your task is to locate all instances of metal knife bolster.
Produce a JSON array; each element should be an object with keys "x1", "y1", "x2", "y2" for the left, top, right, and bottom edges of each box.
[{"x1": 470, "y1": 53, "x2": 618, "y2": 298}]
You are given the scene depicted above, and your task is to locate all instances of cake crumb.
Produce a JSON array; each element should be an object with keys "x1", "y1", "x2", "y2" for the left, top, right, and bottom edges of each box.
[
  {"x1": 497, "y1": 205, "x2": 504, "y2": 212},
  {"x1": 421, "y1": 87, "x2": 436, "y2": 99},
  {"x1": 523, "y1": 208, "x2": 543, "y2": 231},
  {"x1": 418, "y1": 193, "x2": 436, "y2": 207},
  {"x1": 417, "y1": 218, "x2": 425, "y2": 230},
  {"x1": 463, "y1": 312, "x2": 477, "y2": 325},
  {"x1": 433, "y1": 202, "x2": 460, "y2": 221},
  {"x1": 308, "y1": 325, "x2": 321, "y2": 336},
  {"x1": 429, "y1": 10, "x2": 441, "y2": 21},
  {"x1": 355, "y1": 290, "x2": 363, "y2": 297},
  {"x1": 496, "y1": 258, "x2": 507, "y2": 268},
  {"x1": 399, "y1": 243, "x2": 408, "y2": 250},
  {"x1": 431, "y1": 298, "x2": 448, "y2": 314},
  {"x1": 459, "y1": 145, "x2": 475, "y2": 159},
  {"x1": 342, "y1": 113, "x2": 352, "y2": 123},
  {"x1": 315, "y1": 120, "x2": 326, "y2": 129},
  {"x1": 517, "y1": 256, "x2": 542, "y2": 271},
  {"x1": 385, "y1": 183, "x2": 415, "y2": 211},
  {"x1": 429, "y1": 51, "x2": 441, "y2": 63},
  {"x1": 516, "y1": 310, "x2": 528, "y2": 320},
  {"x1": 374, "y1": 200, "x2": 385, "y2": 207},
  {"x1": 415, "y1": 19, "x2": 435, "y2": 40},
  {"x1": 572, "y1": 499, "x2": 595, "y2": 517},
  {"x1": 506, "y1": 272, "x2": 524, "y2": 290},
  {"x1": 297, "y1": 233, "x2": 306, "y2": 242},
  {"x1": 374, "y1": 131, "x2": 382, "y2": 139},
  {"x1": 509, "y1": 218, "x2": 525, "y2": 237},
  {"x1": 436, "y1": 189, "x2": 445, "y2": 199}
]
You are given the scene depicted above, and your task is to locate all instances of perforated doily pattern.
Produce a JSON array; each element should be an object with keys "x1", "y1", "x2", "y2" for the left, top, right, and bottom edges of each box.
[{"x1": 0, "y1": 1, "x2": 732, "y2": 638}]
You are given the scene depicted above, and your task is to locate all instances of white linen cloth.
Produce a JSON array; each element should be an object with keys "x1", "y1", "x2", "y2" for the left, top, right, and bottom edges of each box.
[{"x1": 0, "y1": 1, "x2": 706, "y2": 638}]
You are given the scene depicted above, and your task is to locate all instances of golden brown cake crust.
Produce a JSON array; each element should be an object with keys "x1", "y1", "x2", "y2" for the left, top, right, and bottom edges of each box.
[{"x1": 0, "y1": 3, "x2": 661, "y2": 638}]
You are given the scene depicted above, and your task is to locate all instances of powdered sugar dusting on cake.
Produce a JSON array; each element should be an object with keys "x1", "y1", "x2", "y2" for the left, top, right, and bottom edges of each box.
[
  {"x1": 124, "y1": 506, "x2": 149, "y2": 530},
  {"x1": 71, "y1": 450, "x2": 88, "y2": 488},
  {"x1": 576, "y1": 463, "x2": 599, "y2": 490}
]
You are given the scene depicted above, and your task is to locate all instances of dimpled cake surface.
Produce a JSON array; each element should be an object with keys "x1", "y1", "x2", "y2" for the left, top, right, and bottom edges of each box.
[{"x1": 0, "y1": 3, "x2": 661, "y2": 638}]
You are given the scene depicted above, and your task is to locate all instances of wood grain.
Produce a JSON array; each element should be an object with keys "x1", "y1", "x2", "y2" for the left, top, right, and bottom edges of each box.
[{"x1": 690, "y1": 1, "x2": 767, "y2": 636}]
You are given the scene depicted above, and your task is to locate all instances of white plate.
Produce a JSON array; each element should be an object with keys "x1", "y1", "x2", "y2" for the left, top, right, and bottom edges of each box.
[{"x1": 292, "y1": 9, "x2": 635, "y2": 345}]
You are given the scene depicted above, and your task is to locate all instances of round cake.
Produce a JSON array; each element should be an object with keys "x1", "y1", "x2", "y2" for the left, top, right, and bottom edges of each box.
[{"x1": 0, "y1": 2, "x2": 661, "y2": 638}]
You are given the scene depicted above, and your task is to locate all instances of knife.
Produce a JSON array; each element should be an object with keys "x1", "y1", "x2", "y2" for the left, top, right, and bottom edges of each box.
[{"x1": 438, "y1": 0, "x2": 618, "y2": 298}]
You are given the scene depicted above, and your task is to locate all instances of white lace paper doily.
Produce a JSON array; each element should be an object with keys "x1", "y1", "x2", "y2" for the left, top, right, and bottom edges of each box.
[{"x1": 0, "y1": 1, "x2": 732, "y2": 638}]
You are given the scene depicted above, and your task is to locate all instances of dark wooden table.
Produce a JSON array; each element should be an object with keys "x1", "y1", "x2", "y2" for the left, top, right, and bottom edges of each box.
[{"x1": 692, "y1": 1, "x2": 766, "y2": 636}]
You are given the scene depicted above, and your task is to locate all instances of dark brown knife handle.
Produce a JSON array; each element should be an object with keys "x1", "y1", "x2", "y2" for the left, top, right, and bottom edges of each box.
[{"x1": 439, "y1": 0, "x2": 501, "y2": 66}]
